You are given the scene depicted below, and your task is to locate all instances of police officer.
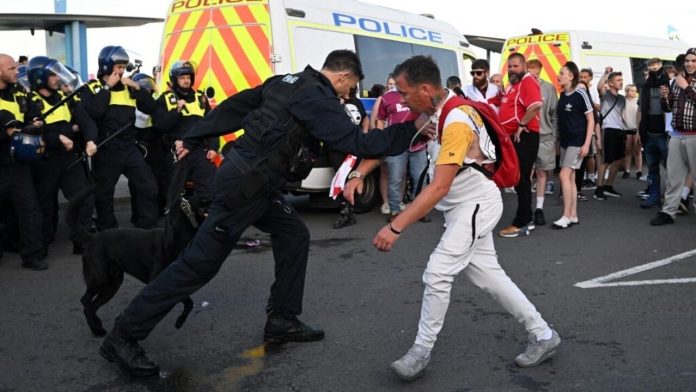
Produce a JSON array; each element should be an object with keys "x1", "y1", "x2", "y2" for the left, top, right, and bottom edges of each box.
[
  {"x1": 153, "y1": 60, "x2": 217, "y2": 201},
  {"x1": 100, "y1": 49, "x2": 434, "y2": 376},
  {"x1": 0, "y1": 53, "x2": 46, "y2": 270},
  {"x1": 25, "y1": 56, "x2": 97, "y2": 254},
  {"x1": 80, "y1": 46, "x2": 160, "y2": 230}
]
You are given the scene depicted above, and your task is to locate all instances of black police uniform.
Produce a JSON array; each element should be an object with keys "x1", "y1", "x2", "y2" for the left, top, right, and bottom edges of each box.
[
  {"x1": 111, "y1": 66, "x2": 422, "y2": 342},
  {"x1": 153, "y1": 88, "x2": 217, "y2": 200},
  {"x1": 0, "y1": 86, "x2": 46, "y2": 266},
  {"x1": 26, "y1": 89, "x2": 97, "y2": 248},
  {"x1": 80, "y1": 80, "x2": 160, "y2": 230},
  {"x1": 134, "y1": 105, "x2": 169, "y2": 215}
]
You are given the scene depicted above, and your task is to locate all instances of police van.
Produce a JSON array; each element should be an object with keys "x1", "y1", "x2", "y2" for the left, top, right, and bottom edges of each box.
[
  {"x1": 499, "y1": 30, "x2": 691, "y2": 92},
  {"x1": 158, "y1": 0, "x2": 477, "y2": 210}
]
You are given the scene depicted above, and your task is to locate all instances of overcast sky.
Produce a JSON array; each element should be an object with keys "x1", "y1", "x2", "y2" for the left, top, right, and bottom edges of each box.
[{"x1": 1, "y1": 0, "x2": 695, "y2": 76}]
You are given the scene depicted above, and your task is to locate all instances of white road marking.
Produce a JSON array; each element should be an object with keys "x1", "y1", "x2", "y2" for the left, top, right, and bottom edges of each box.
[{"x1": 575, "y1": 248, "x2": 696, "y2": 288}]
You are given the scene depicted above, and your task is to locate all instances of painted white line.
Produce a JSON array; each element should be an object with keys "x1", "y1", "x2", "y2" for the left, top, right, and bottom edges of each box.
[{"x1": 575, "y1": 248, "x2": 696, "y2": 289}]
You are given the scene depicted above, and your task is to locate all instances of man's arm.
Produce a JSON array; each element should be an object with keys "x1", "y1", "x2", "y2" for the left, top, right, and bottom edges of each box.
[{"x1": 343, "y1": 158, "x2": 382, "y2": 205}]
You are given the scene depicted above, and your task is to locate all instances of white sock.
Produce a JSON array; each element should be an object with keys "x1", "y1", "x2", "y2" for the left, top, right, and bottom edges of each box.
[
  {"x1": 683, "y1": 187, "x2": 690, "y2": 199},
  {"x1": 589, "y1": 173, "x2": 597, "y2": 181},
  {"x1": 536, "y1": 197, "x2": 544, "y2": 210},
  {"x1": 536, "y1": 328, "x2": 553, "y2": 341}
]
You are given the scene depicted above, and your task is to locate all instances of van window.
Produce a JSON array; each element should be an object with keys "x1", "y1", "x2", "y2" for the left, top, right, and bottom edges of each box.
[
  {"x1": 355, "y1": 35, "x2": 458, "y2": 97},
  {"x1": 630, "y1": 57, "x2": 674, "y2": 92}
]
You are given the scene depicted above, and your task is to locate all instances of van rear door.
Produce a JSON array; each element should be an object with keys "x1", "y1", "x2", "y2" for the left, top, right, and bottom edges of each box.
[{"x1": 500, "y1": 32, "x2": 572, "y2": 91}]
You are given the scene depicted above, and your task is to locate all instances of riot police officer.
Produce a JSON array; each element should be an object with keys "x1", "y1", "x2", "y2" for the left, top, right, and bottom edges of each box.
[
  {"x1": 100, "y1": 49, "x2": 433, "y2": 376},
  {"x1": 25, "y1": 56, "x2": 97, "y2": 254},
  {"x1": 80, "y1": 46, "x2": 160, "y2": 230},
  {"x1": 0, "y1": 53, "x2": 46, "y2": 270},
  {"x1": 153, "y1": 60, "x2": 217, "y2": 201}
]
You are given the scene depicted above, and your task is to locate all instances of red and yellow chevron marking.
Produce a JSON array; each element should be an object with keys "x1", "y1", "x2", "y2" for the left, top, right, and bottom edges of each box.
[
  {"x1": 159, "y1": 0, "x2": 273, "y2": 151},
  {"x1": 500, "y1": 33, "x2": 571, "y2": 92}
]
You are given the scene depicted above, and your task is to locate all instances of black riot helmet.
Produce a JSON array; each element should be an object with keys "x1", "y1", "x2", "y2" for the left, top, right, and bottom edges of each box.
[
  {"x1": 169, "y1": 60, "x2": 196, "y2": 92},
  {"x1": 16, "y1": 64, "x2": 30, "y2": 92},
  {"x1": 131, "y1": 73, "x2": 156, "y2": 94},
  {"x1": 97, "y1": 45, "x2": 129, "y2": 78},
  {"x1": 27, "y1": 56, "x2": 75, "y2": 92}
]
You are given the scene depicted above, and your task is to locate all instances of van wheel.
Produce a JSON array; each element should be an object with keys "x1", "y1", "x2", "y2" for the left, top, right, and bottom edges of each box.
[{"x1": 353, "y1": 171, "x2": 380, "y2": 214}]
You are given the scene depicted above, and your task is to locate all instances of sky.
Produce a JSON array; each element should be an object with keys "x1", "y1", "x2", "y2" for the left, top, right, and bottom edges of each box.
[{"x1": 1, "y1": 0, "x2": 696, "y2": 77}]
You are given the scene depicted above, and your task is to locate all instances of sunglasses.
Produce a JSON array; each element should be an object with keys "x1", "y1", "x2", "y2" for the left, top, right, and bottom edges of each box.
[{"x1": 470, "y1": 70, "x2": 486, "y2": 76}]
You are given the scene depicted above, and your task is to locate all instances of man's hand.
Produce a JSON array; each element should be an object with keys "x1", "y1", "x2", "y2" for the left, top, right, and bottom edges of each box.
[
  {"x1": 105, "y1": 72, "x2": 121, "y2": 88},
  {"x1": 58, "y1": 134, "x2": 74, "y2": 151},
  {"x1": 514, "y1": 124, "x2": 528, "y2": 143},
  {"x1": 373, "y1": 225, "x2": 399, "y2": 252},
  {"x1": 175, "y1": 140, "x2": 190, "y2": 160},
  {"x1": 595, "y1": 137, "x2": 602, "y2": 152},
  {"x1": 674, "y1": 75, "x2": 688, "y2": 90},
  {"x1": 85, "y1": 141, "x2": 97, "y2": 156},
  {"x1": 343, "y1": 177, "x2": 363, "y2": 205},
  {"x1": 414, "y1": 113, "x2": 437, "y2": 140},
  {"x1": 121, "y1": 76, "x2": 140, "y2": 90},
  {"x1": 176, "y1": 99, "x2": 187, "y2": 112},
  {"x1": 206, "y1": 149, "x2": 218, "y2": 162},
  {"x1": 579, "y1": 144, "x2": 589, "y2": 158},
  {"x1": 5, "y1": 127, "x2": 19, "y2": 137},
  {"x1": 659, "y1": 85, "x2": 670, "y2": 98},
  {"x1": 32, "y1": 118, "x2": 44, "y2": 128}
]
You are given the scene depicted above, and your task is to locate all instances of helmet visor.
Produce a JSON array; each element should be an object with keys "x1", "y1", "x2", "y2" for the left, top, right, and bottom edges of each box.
[{"x1": 47, "y1": 61, "x2": 82, "y2": 92}]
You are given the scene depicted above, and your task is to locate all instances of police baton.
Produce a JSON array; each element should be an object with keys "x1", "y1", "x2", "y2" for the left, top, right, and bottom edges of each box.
[
  {"x1": 65, "y1": 122, "x2": 132, "y2": 170},
  {"x1": 38, "y1": 84, "x2": 87, "y2": 121}
]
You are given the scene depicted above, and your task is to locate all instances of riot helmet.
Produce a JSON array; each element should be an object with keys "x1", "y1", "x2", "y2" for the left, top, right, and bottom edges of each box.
[
  {"x1": 97, "y1": 45, "x2": 129, "y2": 78},
  {"x1": 169, "y1": 60, "x2": 196, "y2": 93},
  {"x1": 16, "y1": 64, "x2": 30, "y2": 92},
  {"x1": 131, "y1": 73, "x2": 156, "y2": 94},
  {"x1": 27, "y1": 56, "x2": 77, "y2": 92}
]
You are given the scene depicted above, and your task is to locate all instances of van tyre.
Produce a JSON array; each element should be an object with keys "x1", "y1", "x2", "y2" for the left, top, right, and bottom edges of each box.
[{"x1": 353, "y1": 171, "x2": 380, "y2": 213}]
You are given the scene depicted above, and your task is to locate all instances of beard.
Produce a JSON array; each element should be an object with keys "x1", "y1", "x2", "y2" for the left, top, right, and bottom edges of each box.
[
  {"x1": 508, "y1": 70, "x2": 525, "y2": 85},
  {"x1": 473, "y1": 77, "x2": 487, "y2": 88}
]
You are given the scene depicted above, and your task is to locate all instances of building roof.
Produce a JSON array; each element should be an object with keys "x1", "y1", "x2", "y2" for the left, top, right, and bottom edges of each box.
[
  {"x1": 464, "y1": 34, "x2": 505, "y2": 53},
  {"x1": 0, "y1": 13, "x2": 162, "y2": 31}
]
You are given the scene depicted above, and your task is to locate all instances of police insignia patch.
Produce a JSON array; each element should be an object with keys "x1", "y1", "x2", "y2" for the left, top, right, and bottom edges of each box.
[{"x1": 282, "y1": 75, "x2": 299, "y2": 84}]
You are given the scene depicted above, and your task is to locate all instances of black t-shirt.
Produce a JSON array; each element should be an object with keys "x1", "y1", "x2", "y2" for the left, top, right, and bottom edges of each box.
[
  {"x1": 343, "y1": 96, "x2": 366, "y2": 126},
  {"x1": 557, "y1": 88, "x2": 593, "y2": 148}
]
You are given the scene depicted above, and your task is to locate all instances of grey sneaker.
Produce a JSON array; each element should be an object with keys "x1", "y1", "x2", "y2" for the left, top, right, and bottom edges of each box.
[
  {"x1": 515, "y1": 329, "x2": 561, "y2": 368},
  {"x1": 390, "y1": 344, "x2": 431, "y2": 381}
]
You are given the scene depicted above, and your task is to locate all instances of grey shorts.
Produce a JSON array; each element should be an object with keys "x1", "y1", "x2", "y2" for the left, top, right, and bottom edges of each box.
[
  {"x1": 535, "y1": 133, "x2": 557, "y2": 171},
  {"x1": 560, "y1": 146, "x2": 583, "y2": 169}
]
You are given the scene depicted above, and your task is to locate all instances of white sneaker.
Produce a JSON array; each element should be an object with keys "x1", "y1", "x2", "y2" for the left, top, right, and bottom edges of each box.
[
  {"x1": 400, "y1": 202, "x2": 407, "y2": 212},
  {"x1": 391, "y1": 344, "x2": 431, "y2": 381},
  {"x1": 552, "y1": 216, "x2": 572, "y2": 229},
  {"x1": 380, "y1": 203, "x2": 390, "y2": 215},
  {"x1": 515, "y1": 329, "x2": 561, "y2": 367}
]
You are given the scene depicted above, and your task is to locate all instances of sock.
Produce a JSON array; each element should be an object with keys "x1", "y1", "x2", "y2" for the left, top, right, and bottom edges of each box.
[
  {"x1": 536, "y1": 328, "x2": 553, "y2": 341},
  {"x1": 536, "y1": 197, "x2": 544, "y2": 210},
  {"x1": 683, "y1": 187, "x2": 690, "y2": 200}
]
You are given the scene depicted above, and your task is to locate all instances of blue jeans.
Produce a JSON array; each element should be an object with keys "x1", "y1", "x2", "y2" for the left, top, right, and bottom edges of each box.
[
  {"x1": 643, "y1": 133, "x2": 669, "y2": 192},
  {"x1": 386, "y1": 149, "x2": 428, "y2": 213}
]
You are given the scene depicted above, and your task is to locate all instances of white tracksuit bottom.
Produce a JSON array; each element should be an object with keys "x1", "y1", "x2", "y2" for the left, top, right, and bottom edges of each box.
[{"x1": 414, "y1": 199, "x2": 549, "y2": 349}]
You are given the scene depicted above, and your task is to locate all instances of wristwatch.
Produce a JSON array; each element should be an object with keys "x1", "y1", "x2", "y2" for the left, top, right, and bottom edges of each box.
[{"x1": 347, "y1": 171, "x2": 363, "y2": 180}]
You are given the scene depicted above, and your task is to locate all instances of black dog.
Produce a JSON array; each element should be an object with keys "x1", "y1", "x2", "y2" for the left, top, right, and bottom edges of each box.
[{"x1": 67, "y1": 160, "x2": 210, "y2": 336}]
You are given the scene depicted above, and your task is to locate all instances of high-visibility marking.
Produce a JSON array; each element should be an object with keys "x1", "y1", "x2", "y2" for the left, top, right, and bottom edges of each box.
[{"x1": 575, "y1": 248, "x2": 696, "y2": 288}]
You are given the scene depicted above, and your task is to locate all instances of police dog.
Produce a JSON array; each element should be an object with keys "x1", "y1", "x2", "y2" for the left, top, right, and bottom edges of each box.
[{"x1": 67, "y1": 160, "x2": 210, "y2": 337}]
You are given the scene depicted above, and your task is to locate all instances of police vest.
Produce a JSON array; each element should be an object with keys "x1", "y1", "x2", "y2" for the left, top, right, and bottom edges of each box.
[
  {"x1": 163, "y1": 90, "x2": 206, "y2": 117},
  {"x1": 86, "y1": 80, "x2": 136, "y2": 108},
  {"x1": 31, "y1": 92, "x2": 72, "y2": 125},
  {"x1": 0, "y1": 89, "x2": 28, "y2": 123}
]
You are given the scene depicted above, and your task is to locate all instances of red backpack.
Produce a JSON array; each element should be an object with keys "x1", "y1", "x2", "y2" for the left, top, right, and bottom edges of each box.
[{"x1": 437, "y1": 96, "x2": 520, "y2": 188}]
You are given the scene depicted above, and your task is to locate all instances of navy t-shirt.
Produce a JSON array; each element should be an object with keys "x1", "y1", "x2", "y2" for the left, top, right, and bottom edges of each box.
[{"x1": 557, "y1": 88, "x2": 593, "y2": 148}]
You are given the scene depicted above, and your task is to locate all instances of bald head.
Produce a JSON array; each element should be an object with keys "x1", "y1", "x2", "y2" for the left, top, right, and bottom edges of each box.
[{"x1": 0, "y1": 53, "x2": 19, "y2": 89}]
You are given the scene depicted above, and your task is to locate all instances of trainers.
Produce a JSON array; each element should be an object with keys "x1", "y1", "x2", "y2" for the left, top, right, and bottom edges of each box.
[
  {"x1": 332, "y1": 214, "x2": 356, "y2": 229},
  {"x1": 499, "y1": 225, "x2": 530, "y2": 238},
  {"x1": 593, "y1": 187, "x2": 606, "y2": 201},
  {"x1": 380, "y1": 203, "x2": 390, "y2": 215},
  {"x1": 677, "y1": 198, "x2": 690, "y2": 215},
  {"x1": 581, "y1": 179, "x2": 597, "y2": 190},
  {"x1": 400, "y1": 202, "x2": 407, "y2": 212},
  {"x1": 569, "y1": 216, "x2": 579, "y2": 225},
  {"x1": 636, "y1": 188, "x2": 648, "y2": 198},
  {"x1": 264, "y1": 312, "x2": 324, "y2": 344},
  {"x1": 621, "y1": 170, "x2": 630, "y2": 179},
  {"x1": 545, "y1": 182, "x2": 554, "y2": 195},
  {"x1": 552, "y1": 216, "x2": 572, "y2": 229},
  {"x1": 603, "y1": 186, "x2": 623, "y2": 197},
  {"x1": 577, "y1": 193, "x2": 588, "y2": 202},
  {"x1": 503, "y1": 187, "x2": 516, "y2": 194},
  {"x1": 515, "y1": 329, "x2": 561, "y2": 368},
  {"x1": 635, "y1": 171, "x2": 643, "y2": 180},
  {"x1": 650, "y1": 212, "x2": 674, "y2": 226},
  {"x1": 100, "y1": 331, "x2": 159, "y2": 377},
  {"x1": 534, "y1": 209, "x2": 546, "y2": 226},
  {"x1": 390, "y1": 344, "x2": 431, "y2": 381}
]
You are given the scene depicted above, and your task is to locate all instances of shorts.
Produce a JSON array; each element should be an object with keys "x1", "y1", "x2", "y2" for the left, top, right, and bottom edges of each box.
[
  {"x1": 560, "y1": 146, "x2": 583, "y2": 169},
  {"x1": 535, "y1": 133, "x2": 557, "y2": 171},
  {"x1": 602, "y1": 128, "x2": 626, "y2": 164}
]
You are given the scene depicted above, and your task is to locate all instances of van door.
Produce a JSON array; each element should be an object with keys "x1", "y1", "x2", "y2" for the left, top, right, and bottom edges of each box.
[{"x1": 501, "y1": 32, "x2": 572, "y2": 91}]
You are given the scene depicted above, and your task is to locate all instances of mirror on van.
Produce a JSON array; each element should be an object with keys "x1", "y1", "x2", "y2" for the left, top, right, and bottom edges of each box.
[{"x1": 205, "y1": 86, "x2": 215, "y2": 99}]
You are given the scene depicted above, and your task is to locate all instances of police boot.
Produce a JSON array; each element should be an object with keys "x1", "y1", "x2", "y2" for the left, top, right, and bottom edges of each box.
[
  {"x1": 263, "y1": 310, "x2": 325, "y2": 344},
  {"x1": 100, "y1": 330, "x2": 159, "y2": 377},
  {"x1": 640, "y1": 180, "x2": 661, "y2": 209},
  {"x1": 332, "y1": 203, "x2": 356, "y2": 229}
]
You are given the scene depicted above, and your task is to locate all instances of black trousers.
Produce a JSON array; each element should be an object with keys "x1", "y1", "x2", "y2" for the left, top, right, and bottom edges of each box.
[
  {"x1": 92, "y1": 142, "x2": 158, "y2": 230},
  {"x1": 32, "y1": 153, "x2": 94, "y2": 246},
  {"x1": 145, "y1": 140, "x2": 170, "y2": 214},
  {"x1": 512, "y1": 131, "x2": 540, "y2": 228},
  {"x1": 0, "y1": 164, "x2": 45, "y2": 262},
  {"x1": 114, "y1": 156, "x2": 310, "y2": 341}
]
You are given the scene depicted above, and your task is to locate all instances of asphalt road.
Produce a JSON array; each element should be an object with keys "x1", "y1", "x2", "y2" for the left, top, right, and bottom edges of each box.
[{"x1": 1, "y1": 176, "x2": 696, "y2": 392}]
